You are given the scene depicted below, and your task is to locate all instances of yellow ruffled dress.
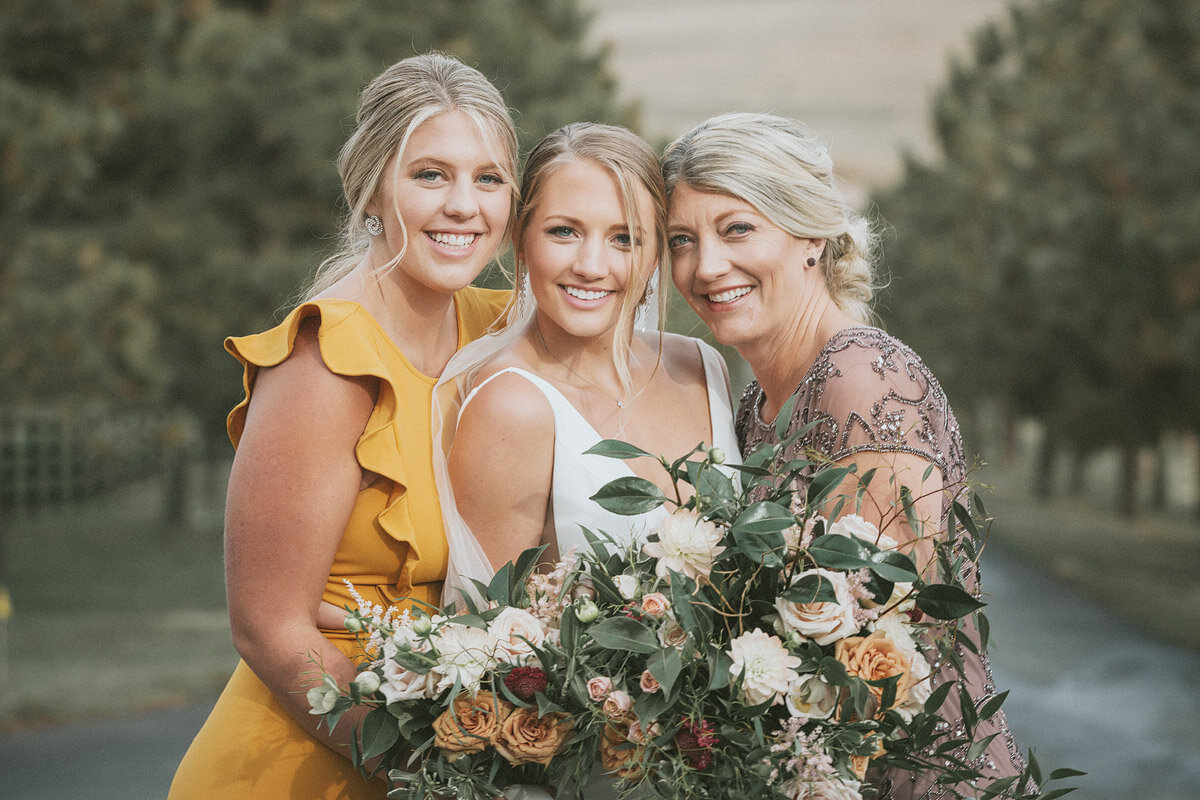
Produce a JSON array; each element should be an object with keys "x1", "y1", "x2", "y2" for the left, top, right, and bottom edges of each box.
[{"x1": 168, "y1": 288, "x2": 508, "y2": 799}]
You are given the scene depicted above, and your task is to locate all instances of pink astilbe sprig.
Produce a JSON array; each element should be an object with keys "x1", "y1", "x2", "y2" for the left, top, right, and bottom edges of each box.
[
  {"x1": 526, "y1": 550, "x2": 579, "y2": 626},
  {"x1": 846, "y1": 569, "x2": 883, "y2": 629},
  {"x1": 767, "y1": 721, "x2": 848, "y2": 798}
]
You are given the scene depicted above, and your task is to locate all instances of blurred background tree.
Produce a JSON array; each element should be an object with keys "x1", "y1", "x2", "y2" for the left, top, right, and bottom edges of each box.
[
  {"x1": 0, "y1": 0, "x2": 632, "y2": 521},
  {"x1": 875, "y1": 0, "x2": 1200, "y2": 517}
]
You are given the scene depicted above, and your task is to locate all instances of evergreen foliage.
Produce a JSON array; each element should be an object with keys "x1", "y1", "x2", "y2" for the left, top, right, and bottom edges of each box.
[
  {"x1": 874, "y1": 0, "x2": 1200, "y2": 514},
  {"x1": 0, "y1": 0, "x2": 632, "y2": 443}
]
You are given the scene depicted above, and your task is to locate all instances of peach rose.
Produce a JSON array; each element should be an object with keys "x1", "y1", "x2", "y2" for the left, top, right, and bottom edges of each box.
[
  {"x1": 587, "y1": 676, "x2": 614, "y2": 702},
  {"x1": 834, "y1": 629, "x2": 916, "y2": 710},
  {"x1": 599, "y1": 720, "x2": 644, "y2": 781},
  {"x1": 640, "y1": 592, "x2": 670, "y2": 618},
  {"x1": 432, "y1": 692, "x2": 512, "y2": 754},
  {"x1": 639, "y1": 669, "x2": 661, "y2": 694},
  {"x1": 851, "y1": 736, "x2": 887, "y2": 779},
  {"x1": 493, "y1": 706, "x2": 574, "y2": 767},
  {"x1": 602, "y1": 689, "x2": 633, "y2": 718}
]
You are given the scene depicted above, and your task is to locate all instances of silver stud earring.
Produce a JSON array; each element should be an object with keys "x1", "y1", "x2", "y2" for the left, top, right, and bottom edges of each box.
[{"x1": 365, "y1": 215, "x2": 384, "y2": 237}]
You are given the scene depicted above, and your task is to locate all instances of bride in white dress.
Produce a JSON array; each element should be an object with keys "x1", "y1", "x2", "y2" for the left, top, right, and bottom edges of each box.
[{"x1": 432, "y1": 121, "x2": 739, "y2": 614}]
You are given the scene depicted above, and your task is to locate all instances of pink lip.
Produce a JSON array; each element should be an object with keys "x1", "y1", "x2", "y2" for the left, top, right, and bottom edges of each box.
[{"x1": 560, "y1": 284, "x2": 616, "y2": 310}]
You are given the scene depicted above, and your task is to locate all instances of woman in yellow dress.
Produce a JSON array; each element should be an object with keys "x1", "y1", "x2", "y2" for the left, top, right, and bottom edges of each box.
[{"x1": 168, "y1": 52, "x2": 517, "y2": 799}]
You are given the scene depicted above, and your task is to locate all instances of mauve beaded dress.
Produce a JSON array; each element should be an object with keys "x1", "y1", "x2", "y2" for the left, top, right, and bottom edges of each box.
[{"x1": 735, "y1": 327, "x2": 1028, "y2": 800}]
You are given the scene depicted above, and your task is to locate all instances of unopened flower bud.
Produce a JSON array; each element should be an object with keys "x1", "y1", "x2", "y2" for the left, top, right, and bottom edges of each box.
[
  {"x1": 353, "y1": 670, "x2": 382, "y2": 694},
  {"x1": 343, "y1": 614, "x2": 365, "y2": 634},
  {"x1": 410, "y1": 615, "x2": 434, "y2": 637},
  {"x1": 306, "y1": 677, "x2": 340, "y2": 715},
  {"x1": 575, "y1": 597, "x2": 601, "y2": 623},
  {"x1": 708, "y1": 447, "x2": 726, "y2": 465}
]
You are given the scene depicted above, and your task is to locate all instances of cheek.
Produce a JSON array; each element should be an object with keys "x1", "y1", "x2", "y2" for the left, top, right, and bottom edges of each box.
[{"x1": 670, "y1": 254, "x2": 695, "y2": 292}]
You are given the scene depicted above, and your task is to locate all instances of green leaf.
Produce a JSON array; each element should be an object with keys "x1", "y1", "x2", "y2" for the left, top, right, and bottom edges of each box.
[
  {"x1": 359, "y1": 707, "x2": 400, "y2": 761},
  {"x1": 806, "y1": 465, "x2": 854, "y2": 509},
  {"x1": 808, "y1": 533, "x2": 871, "y2": 570},
  {"x1": 487, "y1": 562, "x2": 512, "y2": 605},
  {"x1": 978, "y1": 611, "x2": 991, "y2": 650},
  {"x1": 584, "y1": 439, "x2": 654, "y2": 460},
  {"x1": 707, "y1": 647, "x2": 732, "y2": 690},
  {"x1": 979, "y1": 689, "x2": 1008, "y2": 720},
  {"x1": 819, "y1": 656, "x2": 852, "y2": 686},
  {"x1": 869, "y1": 549, "x2": 920, "y2": 583},
  {"x1": 924, "y1": 680, "x2": 954, "y2": 714},
  {"x1": 773, "y1": 392, "x2": 800, "y2": 439},
  {"x1": 696, "y1": 463, "x2": 736, "y2": 506},
  {"x1": 916, "y1": 584, "x2": 986, "y2": 620},
  {"x1": 647, "y1": 647, "x2": 683, "y2": 697},
  {"x1": 1048, "y1": 768, "x2": 1088, "y2": 780},
  {"x1": 590, "y1": 476, "x2": 668, "y2": 515},
  {"x1": 733, "y1": 501, "x2": 795, "y2": 534},
  {"x1": 586, "y1": 616, "x2": 659, "y2": 653},
  {"x1": 783, "y1": 572, "x2": 840, "y2": 604},
  {"x1": 508, "y1": 545, "x2": 549, "y2": 605}
]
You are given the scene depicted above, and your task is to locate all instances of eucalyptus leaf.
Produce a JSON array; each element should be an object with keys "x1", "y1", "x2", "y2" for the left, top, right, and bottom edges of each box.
[
  {"x1": 868, "y1": 550, "x2": 920, "y2": 583},
  {"x1": 806, "y1": 465, "x2": 854, "y2": 509},
  {"x1": 647, "y1": 647, "x2": 683, "y2": 697}
]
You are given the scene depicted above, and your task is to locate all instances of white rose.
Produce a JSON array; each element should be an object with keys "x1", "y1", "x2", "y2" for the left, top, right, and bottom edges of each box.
[
  {"x1": 828, "y1": 514, "x2": 899, "y2": 551},
  {"x1": 380, "y1": 659, "x2": 438, "y2": 703},
  {"x1": 488, "y1": 607, "x2": 549, "y2": 665},
  {"x1": 306, "y1": 676, "x2": 340, "y2": 715},
  {"x1": 352, "y1": 670, "x2": 382, "y2": 694},
  {"x1": 431, "y1": 622, "x2": 497, "y2": 694},
  {"x1": 643, "y1": 509, "x2": 726, "y2": 583},
  {"x1": 727, "y1": 628, "x2": 802, "y2": 706},
  {"x1": 784, "y1": 673, "x2": 838, "y2": 720},
  {"x1": 774, "y1": 568, "x2": 860, "y2": 645},
  {"x1": 782, "y1": 776, "x2": 863, "y2": 800},
  {"x1": 612, "y1": 573, "x2": 640, "y2": 601}
]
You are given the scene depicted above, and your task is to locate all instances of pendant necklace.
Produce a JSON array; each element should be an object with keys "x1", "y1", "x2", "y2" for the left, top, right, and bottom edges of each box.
[{"x1": 533, "y1": 324, "x2": 638, "y2": 410}]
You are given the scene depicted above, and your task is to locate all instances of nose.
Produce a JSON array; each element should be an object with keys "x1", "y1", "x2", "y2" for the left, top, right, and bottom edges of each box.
[
  {"x1": 442, "y1": 176, "x2": 480, "y2": 219},
  {"x1": 691, "y1": 237, "x2": 731, "y2": 284},
  {"x1": 572, "y1": 237, "x2": 611, "y2": 282}
]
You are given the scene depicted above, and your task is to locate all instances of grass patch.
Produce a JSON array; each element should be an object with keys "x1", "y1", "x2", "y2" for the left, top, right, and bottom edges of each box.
[
  {"x1": 978, "y1": 464, "x2": 1200, "y2": 651},
  {"x1": 0, "y1": 470, "x2": 238, "y2": 729}
]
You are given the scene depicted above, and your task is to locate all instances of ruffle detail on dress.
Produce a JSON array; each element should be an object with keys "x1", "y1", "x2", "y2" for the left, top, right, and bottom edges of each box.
[{"x1": 224, "y1": 299, "x2": 422, "y2": 561}]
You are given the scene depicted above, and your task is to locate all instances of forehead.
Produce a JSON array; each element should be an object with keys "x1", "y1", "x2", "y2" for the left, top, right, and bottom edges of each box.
[
  {"x1": 402, "y1": 110, "x2": 506, "y2": 165},
  {"x1": 668, "y1": 184, "x2": 759, "y2": 223},
  {"x1": 536, "y1": 158, "x2": 653, "y2": 219}
]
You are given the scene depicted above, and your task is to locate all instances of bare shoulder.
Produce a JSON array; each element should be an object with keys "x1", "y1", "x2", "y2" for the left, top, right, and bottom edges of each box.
[
  {"x1": 247, "y1": 317, "x2": 375, "y2": 435},
  {"x1": 458, "y1": 365, "x2": 554, "y2": 439}
]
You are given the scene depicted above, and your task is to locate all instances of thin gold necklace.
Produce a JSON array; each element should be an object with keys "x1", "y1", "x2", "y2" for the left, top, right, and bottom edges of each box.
[{"x1": 533, "y1": 323, "x2": 638, "y2": 410}]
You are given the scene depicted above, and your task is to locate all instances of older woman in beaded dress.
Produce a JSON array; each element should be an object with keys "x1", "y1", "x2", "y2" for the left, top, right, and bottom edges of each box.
[{"x1": 661, "y1": 112, "x2": 1028, "y2": 800}]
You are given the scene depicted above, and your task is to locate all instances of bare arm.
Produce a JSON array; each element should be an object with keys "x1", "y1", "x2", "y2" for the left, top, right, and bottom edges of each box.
[
  {"x1": 448, "y1": 372, "x2": 556, "y2": 569},
  {"x1": 223, "y1": 319, "x2": 376, "y2": 760}
]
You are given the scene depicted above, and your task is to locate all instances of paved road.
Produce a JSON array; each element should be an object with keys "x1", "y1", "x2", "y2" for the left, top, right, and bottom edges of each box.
[{"x1": 2, "y1": 547, "x2": 1199, "y2": 799}]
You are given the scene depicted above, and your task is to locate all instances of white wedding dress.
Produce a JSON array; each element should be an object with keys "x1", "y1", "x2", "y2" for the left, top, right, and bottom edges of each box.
[{"x1": 450, "y1": 337, "x2": 739, "y2": 592}]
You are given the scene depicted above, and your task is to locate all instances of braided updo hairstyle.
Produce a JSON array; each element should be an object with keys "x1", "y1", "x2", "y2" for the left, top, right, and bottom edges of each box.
[{"x1": 661, "y1": 112, "x2": 877, "y2": 323}]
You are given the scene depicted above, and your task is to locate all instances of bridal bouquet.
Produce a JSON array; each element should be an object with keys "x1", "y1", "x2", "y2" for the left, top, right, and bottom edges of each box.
[
  {"x1": 561, "y1": 410, "x2": 1076, "y2": 799},
  {"x1": 307, "y1": 548, "x2": 596, "y2": 800}
]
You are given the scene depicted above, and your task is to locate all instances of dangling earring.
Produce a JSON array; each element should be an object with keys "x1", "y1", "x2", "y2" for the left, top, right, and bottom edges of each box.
[
  {"x1": 516, "y1": 267, "x2": 529, "y2": 315},
  {"x1": 365, "y1": 215, "x2": 384, "y2": 237}
]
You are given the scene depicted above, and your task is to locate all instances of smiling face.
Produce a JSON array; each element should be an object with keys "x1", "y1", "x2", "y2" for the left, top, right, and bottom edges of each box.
[
  {"x1": 520, "y1": 157, "x2": 657, "y2": 344},
  {"x1": 367, "y1": 110, "x2": 512, "y2": 297},
  {"x1": 668, "y1": 183, "x2": 825, "y2": 351}
]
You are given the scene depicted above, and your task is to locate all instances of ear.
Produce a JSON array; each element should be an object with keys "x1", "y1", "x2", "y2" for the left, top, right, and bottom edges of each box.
[{"x1": 805, "y1": 238, "x2": 826, "y2": 266}]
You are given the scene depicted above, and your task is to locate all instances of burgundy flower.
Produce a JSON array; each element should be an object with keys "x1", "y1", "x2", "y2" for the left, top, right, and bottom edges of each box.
[
  {"x1": 675, "y1": 718, "x2": 718, "y2": 770},
  {"x1": 504, "y1": 666, "x2": 549, "y2": 701}
]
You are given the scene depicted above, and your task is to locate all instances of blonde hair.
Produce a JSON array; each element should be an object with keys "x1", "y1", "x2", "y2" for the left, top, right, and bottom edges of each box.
[
  {"x1": 661, "y1": 112, "x2": 877, "y2": 323},
  {"x1": 305, "y1": 52, "x2": 519, "y2": 299},
  {"x1": 513, "y1": 122, "x2": 668, "y2": 391}
]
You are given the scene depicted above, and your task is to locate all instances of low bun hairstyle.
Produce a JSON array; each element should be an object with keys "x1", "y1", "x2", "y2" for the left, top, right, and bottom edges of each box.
[{"x1": 661, "y1": 112, "x2": 877, "y2": 323}]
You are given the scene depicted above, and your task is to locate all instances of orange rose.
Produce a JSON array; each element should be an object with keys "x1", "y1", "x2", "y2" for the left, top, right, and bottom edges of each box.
[
  {"x1": 432, "y1": 692, "x2": 512, "y2": 754},
  {"x1": 851, "y1": 736, "x2": 887, "y2": 779},
  {"x1": 493, "y1": 706, "x2": 574, "y2": 767},
  {"x1": 835, "y1": 629, "x2": 916, "y2": 710},
  {"x1": 599, "y1": 719, "x2": 644, "y2": 781}
]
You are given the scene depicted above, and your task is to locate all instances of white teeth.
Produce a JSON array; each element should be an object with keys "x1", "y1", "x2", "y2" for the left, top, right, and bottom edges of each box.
[
  {"x1": 565, "y1": 286, "x2": 613, "y2": 301},
  {"x1": 707, "y1": 286, "x2": 752, "y2": 303},
  {"x1": 429, "y1": 232, "x2": 476, "y2": 248}
]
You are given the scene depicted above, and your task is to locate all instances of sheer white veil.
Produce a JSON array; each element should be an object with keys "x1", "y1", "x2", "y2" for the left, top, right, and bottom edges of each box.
[{"x1": 432, "y1": 274, "x2": 661, "y2": 609}]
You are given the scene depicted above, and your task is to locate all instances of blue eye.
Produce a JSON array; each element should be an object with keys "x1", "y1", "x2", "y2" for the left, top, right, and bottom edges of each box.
[
  {"x1": 414, "y1": 169, "x2": 442, "y2": 182},
  {"x1": 725, "y1": 222, "x2": 753, "y2": 236},
  {"x1": 613, "y1": 233, "x2": 632, "y2": 246},
  {"x1": 668, "y1": 234, "x2": 693, "y2": 249},
  {"x1": 478, "y1": 173, "x2": 504, "y2": 185},
  {"x1": 548, "y1": 226, "x2": 574, "y2": 238}
]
